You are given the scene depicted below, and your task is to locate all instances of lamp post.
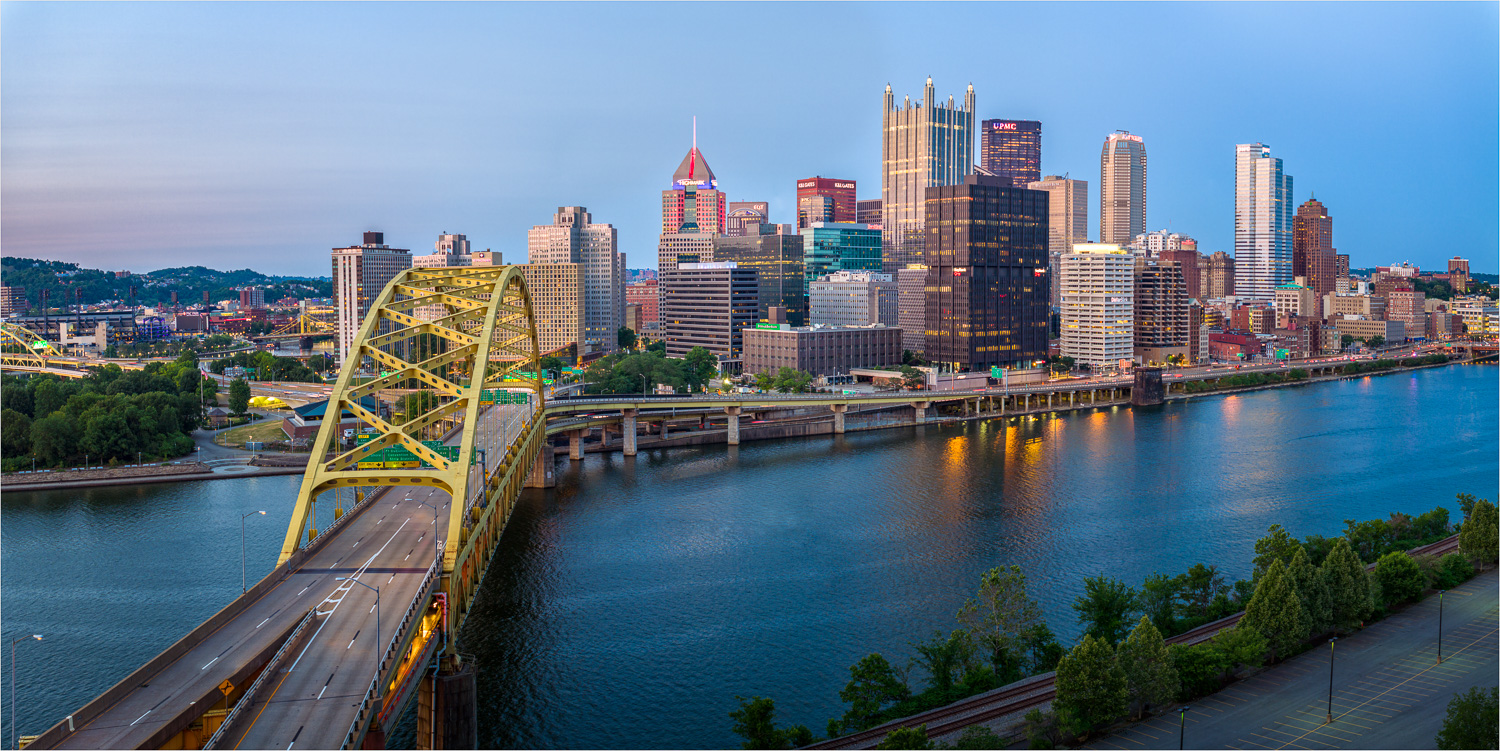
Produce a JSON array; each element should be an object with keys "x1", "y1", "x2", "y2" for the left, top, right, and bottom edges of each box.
[
  {"x1": 1437, "y1": 590, "x2": 1445, "y2": 663},
  {"x1": 336, "y1": 578, "x2": 381, "y2": 699},
  {"x1": 1178, "y1": 706, "x2": 1190, "y2": 750},
  {"x1": 1326, "y1": 637, "x2": 1337, "y2": 723},
  {"x1": 11, "y1": 634, "x2": 42, "y2": 750},
  {"x1": 241, "y1": 510, "x2": 266, "y2": 593}
]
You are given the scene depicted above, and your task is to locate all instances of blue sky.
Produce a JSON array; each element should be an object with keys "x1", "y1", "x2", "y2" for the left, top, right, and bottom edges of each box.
[{"x1": 3, "y1": 2, "x2": 1496, "y2": 277}]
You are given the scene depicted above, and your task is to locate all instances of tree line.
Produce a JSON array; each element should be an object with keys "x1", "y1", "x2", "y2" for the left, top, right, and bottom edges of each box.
[
  {"x1": 728, "y1": 495, "x2": 1498, "y2": 749},
  {"x1": 584, "y1": 344, "x2": 720, "y2": 395},
  {"x1": 1, "y1": 355, "x2": 218, "y2": 471}
]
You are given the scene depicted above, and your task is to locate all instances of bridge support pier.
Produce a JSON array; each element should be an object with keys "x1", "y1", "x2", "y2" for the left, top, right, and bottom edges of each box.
[
  {"x1": 525, "y1": 443, "x2": 555, "y2": 488},
  {"x1": 418, "y1": 658, "x2": 478, "y2": 750},
  {"x1": 569, "y1": 430, "x2": 583, "y2": 460},
  {"x1": 725, "y1": 406, "x2": 742, "y2": 445},
  {"x1": 659, "y1": 420, "x2": 670, "y2": 440},
  {"x1": 622, "y1": 409, "x2": 638, "y2": 456},
  {"x1": 830, "y1": 403, "x2": 847, "y2": 434},
  {"x1": 912, "y1": 401, "x2": 930, "y2": 425}
]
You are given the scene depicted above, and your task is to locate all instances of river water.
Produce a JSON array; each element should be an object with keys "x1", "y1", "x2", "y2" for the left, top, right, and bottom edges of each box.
[{"x1": 3, "y1": 365, "x2": 1496, "y2": 747}]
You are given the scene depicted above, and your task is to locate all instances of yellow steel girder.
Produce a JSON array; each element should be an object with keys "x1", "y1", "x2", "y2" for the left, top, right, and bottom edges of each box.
[{"x1": 0, "y1": 322, "x2": 61, "y2": 369}]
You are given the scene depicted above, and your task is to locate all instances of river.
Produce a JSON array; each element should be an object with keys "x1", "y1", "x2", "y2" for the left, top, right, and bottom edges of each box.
[{"x1": 3, "y1": 364, "x2": 1496, "y2": 747}]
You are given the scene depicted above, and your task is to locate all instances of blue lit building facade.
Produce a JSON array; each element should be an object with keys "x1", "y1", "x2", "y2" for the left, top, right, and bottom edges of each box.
[{"x1": 800, "y1": 222, "x2": 882, "y2": 286}]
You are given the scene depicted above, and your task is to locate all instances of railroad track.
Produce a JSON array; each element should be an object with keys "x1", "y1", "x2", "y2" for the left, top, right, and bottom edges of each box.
[{"x1": 811, "y1": 533, "x2": 1463, "y2": 749}]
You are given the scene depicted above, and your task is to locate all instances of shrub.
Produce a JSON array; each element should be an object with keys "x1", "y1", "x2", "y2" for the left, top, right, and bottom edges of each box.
[{"x1": 1433, "y1": 553, "x2": 1475, "y2": 590}]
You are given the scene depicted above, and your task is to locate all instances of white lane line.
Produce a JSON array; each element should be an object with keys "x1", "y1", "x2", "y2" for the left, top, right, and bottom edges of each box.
[
  {"x1": 131, "y1": 710, "x2": 152, "y2": 726},
  {"x1": 317, "y1": 685, "x2": 327, "y2": 700},
  {"x1": 258, "y1": 618, "x2": 270, "y2": 628},
  {"x1": 298, "y1": 585, "x2": 311, "y2": 596},
  {"x1": 288, "y1": 519, "x2": 409, "y2": 673},
  {"x1": 201, "y1": 656, "x2": 220, "y2": 670}
]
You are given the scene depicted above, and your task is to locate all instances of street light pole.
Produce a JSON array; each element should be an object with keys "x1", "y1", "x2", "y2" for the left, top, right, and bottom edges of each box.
[
  {"x1": 1326, "y1": 637, "x2": 1337, "y2": 723},
  {"x1": 1437, "y1": 590, "x2": 1445, "y2": 663},
  {"x1": 337, "y1": 578, "x2": 381, "y2": 699},
  {"x1": 1178, "y1": 706, "x2": 1190, "y2": 750},
  {"x1": 11, "y1": 634, "x2": 42, "y2": 750},
  {"x1": 241, "y1": 510, "x2": 266, "y2": 593}
]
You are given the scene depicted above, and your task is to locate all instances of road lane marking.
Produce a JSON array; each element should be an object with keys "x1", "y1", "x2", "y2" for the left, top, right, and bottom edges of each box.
[
  {"x1": 131, "y1": 710, "x2": 152, "y2": 726},
  {"x1": 288, "y1": 518, "x2": 410, "y2": 672},
  {"x1": 347, "y1": 630, "x2": 360, "y2": 649}
]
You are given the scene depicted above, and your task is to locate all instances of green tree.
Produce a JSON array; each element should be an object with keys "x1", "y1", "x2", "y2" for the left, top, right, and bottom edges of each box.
[
  {"x1": 911, "y1": 630, "x2": 975, "y2": 694},
  {"x1": 1287, "y1": 547, "x2": 1332, "y2": 635},
  {"x1": 728, "y1": 696, "x2": 810, "y2": 750},
  {"x1": 228, "y1": 378, "x2": 251, "y2": 416},
  {"x1": 1052, "y1": 635, "x2": 1128, "y2": 740},
  {"x1": 899, "y1": 365, "x2": 925, "y2": 390},
  {"x1": 1459, "y1": 498, "x2": 1499, "y2": 569},
  {"x1": 1434, "y1": 553, "x2": 1475, "y2": 589},
  {"x1": 951, "y1": 725, "x2": 1004, "y2": 750},
  {"x1": 1072, "y1": 576, "x2": 1138, "y2": 645},
  {"x1": 1023, "y1": 623, "x2": 1066, "y2": 674},
  {"x1": 1367, "y1": 335, "x2": 1385, "y2": 348},
  {"x1": 684, "y1": 346, "x2": 719, "y2": 392},
  {"x1": 1138, "y1": 573, "x2": 1181, "y2": 635},
  {"x1": 617, "y1": 326, "x2": 637, "y2": 351},
  {"x1": 876, "y1": 725, "x2": 932, "y2": 750},
  {"x1": 1252, "y1": 524, "x2": 1303, "y2": 580},
  {"x1": 1434, "y1": 686, "x2": 1498, "y2": 750},
  {"x1": 1116, "y1": 616, "x2": 1179, "y2": 719},
  {"x1": 772, "y1": 367, "x2": 814, "y2": 393},
  {"x1": 1340, "y1": 334, "x2": 1354, "y2": 348},
  {"x1": 2, "y1": 408, "x2": 32, "y2": 457},
  {"x1": 755, "y1": 371, "x2": 776, "y2": 392},
  {"x1": 1175, "y1": 564, "x2": 1230, "y2": 624},
  {"x1": 955, "y1": 565, "x2": 1045, "y2": 683},
  {"x1": 1239, "y1": 559, "x2": 1309, "y2": 661},
  {"x1": 1374, "y1": 551, "x2": 1426, "y2": 606},
  {"x1": 1322, "y1": 538, "x2": 1374, "y2": 633},
  {"x1": 1456, "y1": 493, "x2": 1480, "y2": 521},
  {"x1": 1208, "y1": 625, "x2": 1267, "y2": 674},
  {"x1": 30, "y1": 412, "x2": 81, "y2": 465},
  {"x1": 837, "y1": 654, "x2": 910, "y2": 734}
]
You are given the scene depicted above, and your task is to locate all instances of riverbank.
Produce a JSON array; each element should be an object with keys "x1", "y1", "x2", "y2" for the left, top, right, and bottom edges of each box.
[{"x1": 0, "y1": 462, "x2": 305, "y2": 492}]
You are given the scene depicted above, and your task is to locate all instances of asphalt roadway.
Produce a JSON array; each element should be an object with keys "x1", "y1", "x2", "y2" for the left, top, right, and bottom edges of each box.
[
  {"x1": 1086, "y1": 568, "x2": 1499, "y2": 750},
  {"x1": 52, "y1": 488, "x2": 452, "y2": 749}
]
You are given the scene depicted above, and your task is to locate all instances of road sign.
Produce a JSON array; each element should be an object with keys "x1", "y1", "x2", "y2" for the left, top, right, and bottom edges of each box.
[{"x1": 219, "y1": 679, "x2": 234, "y2": 697}]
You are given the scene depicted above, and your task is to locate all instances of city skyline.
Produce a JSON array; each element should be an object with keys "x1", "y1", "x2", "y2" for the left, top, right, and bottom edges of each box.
[{"x1": 2, "y1": 2, "x2": 1496, "y2": 276}]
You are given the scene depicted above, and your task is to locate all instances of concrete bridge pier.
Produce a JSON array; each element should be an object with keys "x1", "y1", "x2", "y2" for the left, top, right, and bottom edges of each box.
[
  {"x1": 525, "y1": 443, "x2": 555, "y2": 488},
  {"x1": 418, "y1": 657, "x2": 478, "y2": 750},
  {"x1": 830, "y1": 403, "x2": 847, "y2": 434},
  {"x1": 659, "y1": 420, "x2": 670, "y2": 440},
  {"x1": 725, "y1": 406, "x2": 742, "y2": 445},
  {"x1": 568, "y1": 430, "x2": 583, "y2": 460},
  {"x1": 622, "y1": 409, "x2": 638, "y2": 456},
  {"x1": 912, "y1": 401, "x2": 930, "y2": 425}
]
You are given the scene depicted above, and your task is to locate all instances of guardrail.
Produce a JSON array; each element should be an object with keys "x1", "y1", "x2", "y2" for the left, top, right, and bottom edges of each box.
[
  {"x1": 203, "y1": 607, "x2": 317, "y2": 749},
  {"x1": 340, "y1": 556, "x2": 442, "y2": 750}
]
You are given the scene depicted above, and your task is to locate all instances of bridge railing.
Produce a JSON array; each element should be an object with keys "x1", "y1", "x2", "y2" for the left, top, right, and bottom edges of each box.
[
  {"x1": 203, "y1": 607, "x2": 317, "y2": 749},
  {"x1": 341, "y1": 555, "x2": 442, "y2": 750}
]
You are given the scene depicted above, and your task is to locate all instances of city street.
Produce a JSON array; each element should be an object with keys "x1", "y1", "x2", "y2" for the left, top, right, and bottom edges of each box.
[{"x1": 1087, "y1": 569, "x2": 1498, "y2": 750}]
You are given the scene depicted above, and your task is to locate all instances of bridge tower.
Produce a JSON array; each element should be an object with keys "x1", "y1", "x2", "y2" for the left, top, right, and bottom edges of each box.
[{"x1": 278, "y1": 265, "x2": 546, "y2": 749}]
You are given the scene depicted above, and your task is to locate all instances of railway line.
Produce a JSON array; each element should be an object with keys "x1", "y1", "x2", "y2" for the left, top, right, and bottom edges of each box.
[{"x1": 811, "y1": 533, "x2": 1464, "y2": 749}]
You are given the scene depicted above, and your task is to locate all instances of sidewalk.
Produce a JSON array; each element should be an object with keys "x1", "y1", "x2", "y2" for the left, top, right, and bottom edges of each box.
[{"x1": 1086, "y1": 568, "x2": 1499, "y2": 750}]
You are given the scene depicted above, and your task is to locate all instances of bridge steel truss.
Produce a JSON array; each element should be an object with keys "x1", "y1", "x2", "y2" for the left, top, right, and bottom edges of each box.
[
  {"x1": 277, "y1": 264, "x2": 545, "y2": 668},
  {"x1": 0, "y1": 321, "x2": 61, "y2": 370}
]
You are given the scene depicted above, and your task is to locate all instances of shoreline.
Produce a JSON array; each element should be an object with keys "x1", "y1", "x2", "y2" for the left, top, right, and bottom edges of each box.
[{"x1": 2, "y1": 359, "x2": 1480, "y2": 492}]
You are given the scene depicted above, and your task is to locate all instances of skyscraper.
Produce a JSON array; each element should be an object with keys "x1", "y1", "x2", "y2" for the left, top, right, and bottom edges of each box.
[
  {"x1": 923, "y1": 174, "x2": 1049, "y2": 371},
  {"x1": 981, "y1": 119, "x2": 1042, "y2": 188},
  {"x1": 800, "y1": 222, "x2": 883, "y2": 285},
  {"x1": 1099, "y1": 131, "x2": 1147, "y2": 245},
  {"x1": 725, "y1": 201, "x2": 769, "y2": 237},
  {"x1": 1027, "y1": 174, "x2": 1088, "y2": 306},
  {"x1": 1233, "y1": 143, "x2": 1294, "y2": 304},
  {"x1": 332, "y1": 231, "x2": 411, "y2": 363},
  {"x1": 660, "y1": 262, "x2": 758, "y2": 361},
  {"x1": 711, "y1": 231, "x2": 807, "y2": 325},
  {"x1": 528, "y1": 206, "x2": 625, "y2": 352},
  {"x1": 796, "y1": 177, "x2": 856, "y2": 228},
  {"x1": 856, "y1": 199, "x2": 883, "y2": 228},
  {"x1": 1205, "y1": 251, "x2": 1236, "y2": 299},
  {"x1": 661, "y1": 140, "x2": 727, "y2": 236},
  {"x1": 1133, "y1": 258, "x2": 1189, "y2": 364},
  {"x1": 881, "y1": 78, "x2": 975, "y2": 272},
  {"x1": 1060, "y1": 243, "x2": 1134, "y2": 369},
  {"x1": 1292, "y1": 198, "x2": 1336, "y2": 317}
]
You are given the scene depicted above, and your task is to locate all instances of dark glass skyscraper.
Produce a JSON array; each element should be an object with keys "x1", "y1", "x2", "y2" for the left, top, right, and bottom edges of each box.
[
  {"x1": 923, "y1": 174, "x2": 1049, "y2": 370},
  {"x1": 980, "y1": 119, "x2": 1042, "y2": 189},
  {"x1": 711, "y1": 231, "x2": 807, "y2": 325}
]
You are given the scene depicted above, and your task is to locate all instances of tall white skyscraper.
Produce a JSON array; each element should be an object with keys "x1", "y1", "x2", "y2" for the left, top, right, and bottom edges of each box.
[
  {"x1": 528, "y1": 206, "x2": 625, "y2": 353},
  {"x1": 332, "y1": 231, "x2": 411, "y2": 363},
  {"x1": 1028, "y1": 174, "x2": 1089, "y2": 307},
  {"x1": 881, "y1": 78, "x2": 975, "y2": 272},
  {"x1": 1100, "y1": 132, "x2": 1147, "y2": 245},
  {"x1": 1233, "y1": 143, "x2": 1294, "y2": 304},
  {"x1": 1059, "y1": 243, "x2": 1134, "y2": 369}
]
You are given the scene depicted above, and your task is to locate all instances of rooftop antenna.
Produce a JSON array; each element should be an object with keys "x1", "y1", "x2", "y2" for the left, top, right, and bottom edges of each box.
[{"x1": 692, "y1": 116, "x2": 697, "y2": 155}]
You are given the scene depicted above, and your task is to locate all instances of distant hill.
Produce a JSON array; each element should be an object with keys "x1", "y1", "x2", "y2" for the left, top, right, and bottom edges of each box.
[
  {"x1": 1350, "y1": 266, "x2": 1494, "y2": 282},
  {"x1": 0, "y1": 257, "x2": 331, "y2": 314}
]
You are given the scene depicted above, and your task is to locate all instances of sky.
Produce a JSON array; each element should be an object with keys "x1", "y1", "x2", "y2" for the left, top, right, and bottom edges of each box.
[{"x1": 2, "y1": 2, "x2": 1497, "y2": 277}]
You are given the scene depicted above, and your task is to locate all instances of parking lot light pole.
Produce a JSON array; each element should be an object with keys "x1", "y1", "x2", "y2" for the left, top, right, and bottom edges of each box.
[
  {"x1": 1178, "y1": 706, "x2": 1190, "y2": 750},
  {"x1": 1327, "y1": 637, "x2": 1338, "y2": 723}
]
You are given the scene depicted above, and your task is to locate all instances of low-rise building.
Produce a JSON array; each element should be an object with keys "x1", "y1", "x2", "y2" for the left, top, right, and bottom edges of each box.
[
  {"x1": 1274, "y1": 282, "x2": 1316, "y2": 319},
  {"x1": 1327, "y1": 316, "x2": 1405, "y2": 344},
  {"x1": 741, "y1": 324, "x2": 902, "y2": 377}
]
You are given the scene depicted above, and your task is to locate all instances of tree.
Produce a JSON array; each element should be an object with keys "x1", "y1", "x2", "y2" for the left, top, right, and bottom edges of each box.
[
  {"x1": 1322, "y1": 538, "x2": 1374, "y2": 633},
  {"x1": 772, "y1": 367, "x2": 814, "y2": 394},
  {"x1": 683, "y1": 346, "x2": 719, "y2": 392},
  {"x1": 1340, "y1": 334, "x2": 1354, "y2": 349},
  {"x1": 755, "y1": 371, "x2": 776, "y2": 392},
  {"x1": 729, "y1": 696, "x2": 810, "y2": 750},
  {"x1": 1459, "y1": 498, "x2": 1499, "y2": 569},
  {"x1": 1138, "y1": 573, "x2": 1181, "y2": 636},
  {"x1": 1023, "y1": 624, "x2": 1066, "y2": 674},
  {"x1": 1072, "y1": 576, "x2": 1138, "y2": 645},
  {"x1": 911, "y1": 630, "x2": 976, "y2": 694},
  {"x1": 1175, "y1": 563, "x2": 1230, "y2": 625},
  {"x1": 899, "y1": 365, "x2": 925, "y2": 391},
  {"x1": 1286, "y1": 547, "x2": 1332, "y2": 636},
  {"x1": 876, "y1": 725, "x2": 932, "y2": 750},
  {"x1": 1116, "y1": 617, "x2": 1179, "y2": 719},
  {"x1": 951, "y1": 725, "x2": 1004, "y2": 750},
  {"x1": 1367, "y1": 335, "x2": 1385, "y2": 349},
  {"x1": 1456, "y1": 492, "x2": 1480, "y2": 521},
  {"x1": 1374, "y1": 551, "x2": 1426, "y2": 606},
  {"x1": 227, "y1": 378, "x2": 251, "y2": 416},
  {"x1": 956, "y1": 565, "x2": 1045, "y2": 683},
  {"x1": 2, "y1": 408, "x2": 32, "y2": 457},
  {"x1": 837, "y1": 654, "x2": 909, "y2": 734},
  {"x1": 1434, "y1": 553, "x2": 1475, "y2": 589},
  {"x1": 1252, "y1": 524, "x2": 1303, "y2": 580},
  {"x1": 1052, "y1": 635, "x2": 1127, "y2": 740},
  {"x1": 617, "y1": 326, "x2": 637, "y2": 351},
  {"x1": 30, "y1": 412, "x2": 81, "y2": 466},
  {"x1": 1238, "y1": 559, "x2": 1309, "y2": 662},
  {"x1": 1434, "y1": 686, "x2": 1498, "y2": 750},
  {"x1": 1208, "y1": 625, "x2": 1267, "y2": 674}
]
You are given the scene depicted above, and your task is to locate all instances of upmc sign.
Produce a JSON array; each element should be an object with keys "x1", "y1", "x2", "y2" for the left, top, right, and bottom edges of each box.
[{"x1": 992, "y1": 122, "x2": 1018, "y2": 130}]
